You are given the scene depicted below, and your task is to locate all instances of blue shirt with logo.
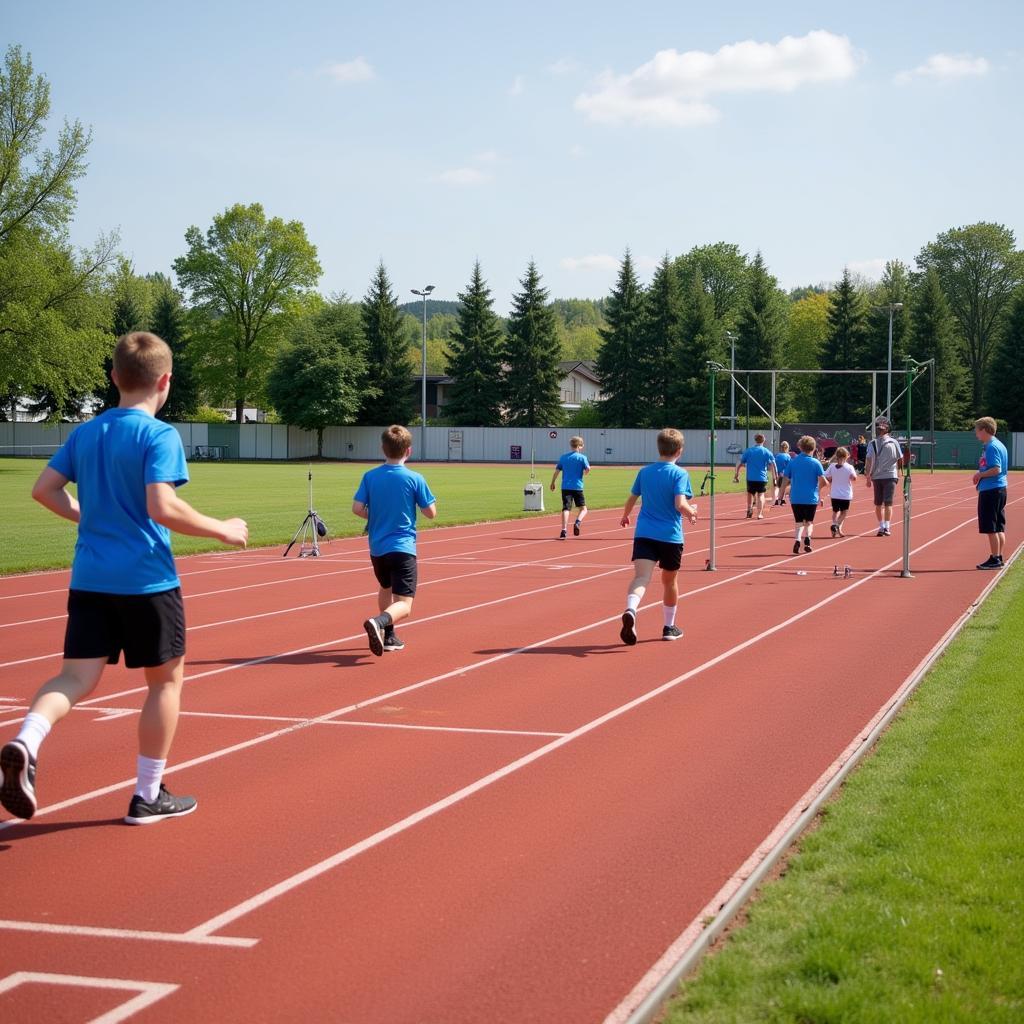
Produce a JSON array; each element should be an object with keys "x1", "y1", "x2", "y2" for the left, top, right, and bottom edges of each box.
[
  {"x1": 354, "y1": 463, "x2": 436, "y2": 557},
  {"x1": 556, "y1": 450, "x2": 590, "y2": 490},
  {"x1": 978, "y1": 437, "x2": 1008, "y2": 492},
  {"x1": 47, "y1": 408, "x2": 189, "y2": 595},
  {"x1": 740, "y1": 445, "x2": 776, "y2": 483},
  {"x1": 774, "y1": 451, "x2": 792, "y2": 475},
  {"x1": 630, "y1": 461, "x2": 693, "y2": 544},
  {"x1": 784, "y1": 453, "x2": 826, "y2": 505}
]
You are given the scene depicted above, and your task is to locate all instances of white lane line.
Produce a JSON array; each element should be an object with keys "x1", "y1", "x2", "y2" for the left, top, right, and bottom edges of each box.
[
  {"x1": 0, "y1": 921, "x2": 255, "y2": 947},
  {"x1": 0, "y1": 972, "x2": 180, "y2": 1024},
  {"x1": 184, "y1": 512, "x2": 981, "y2": 939}
]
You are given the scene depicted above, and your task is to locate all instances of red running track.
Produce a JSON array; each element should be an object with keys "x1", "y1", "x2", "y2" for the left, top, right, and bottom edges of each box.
[{"x1": 0, "y1": 474, "x2": 1018, "y2": 1024}]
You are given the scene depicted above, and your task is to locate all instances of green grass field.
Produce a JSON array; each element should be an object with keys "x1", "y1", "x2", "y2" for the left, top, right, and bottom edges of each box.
[
  {"x1": 664, "y1": 559, "x2": 1024, "y2": 1023},
  {"x1": 0, "y1": 458, "x2": 743, "y2": 575}
]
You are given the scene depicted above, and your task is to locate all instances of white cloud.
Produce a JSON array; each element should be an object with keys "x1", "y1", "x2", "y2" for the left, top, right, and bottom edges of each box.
[
  {"x1": 894, "y1": 53, "x2": 990, "y2": 84},
  {"x1": 321, "y1": 57, "x2": 375, "y2": 83},
  {"x1": 437, "y1": 167, "x2": 490, "y2": 186},
  {"x1": 548, "y1": 56, "x2": 581, "y2": 76},
  {"x1": 560, "y1": 254, "x2": 620, "y2": 273},
  {"x1": 473, "y1": 149, "x2": 499, "y2": 164},
  {"x1": 508, "y1": 75, "x2": 525, "y2": 96},
  {"x1": 575, "y1": 30, "x2": 861, "y2": 126}
]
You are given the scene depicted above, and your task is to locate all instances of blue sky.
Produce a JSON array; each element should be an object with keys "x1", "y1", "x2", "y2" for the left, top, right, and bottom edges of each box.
[{"x1": 6, "y1": 0, "x2": 1022, "y2": 309}]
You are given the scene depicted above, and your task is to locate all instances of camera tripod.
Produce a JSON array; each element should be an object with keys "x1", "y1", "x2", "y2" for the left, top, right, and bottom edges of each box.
[{"x1": 283, "y1": 468, "x2": 329, "y2": 558}]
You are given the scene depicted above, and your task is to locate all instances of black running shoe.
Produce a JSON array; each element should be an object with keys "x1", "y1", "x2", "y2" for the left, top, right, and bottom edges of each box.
[
  {"x1": 662, "y1": 625, "x2": 683, "y2": 641},
  {"x1": 976, "y1": 556, "x2": 1002, "y2": 570},
  {"x1": 363, "y1": 616, "x2": 385, "y2": 657},
  {"x1": 0, "y1": 740, "x2": 37, "y2": 820},
  {"x1": 831, "y1": 524, "x2": 839, "y2": 537},
  {"x1": 124, "y1": 784, "x2": 197, "y2": 825},
  {"x1": 573, "y1": 520, "x2": 581, "y2": 536},
  {"x1": 383, "y1": 631, "x2": 405, "y2": 652},
  {"x1": 746, "y1": 508, "x2": 753, "y2": 519},
  {"x1": 793, "y1": 541, "x2": 801, "y2": 555},
  {"x1": 620, "y1": 609, "x2": 638, "y2": 646},
  {"x1": 804, "y1": 538, "x2": 812, "y2": 553},
  {"x1": 558, "y1": 530, "x2": 567, "y2": 540}
]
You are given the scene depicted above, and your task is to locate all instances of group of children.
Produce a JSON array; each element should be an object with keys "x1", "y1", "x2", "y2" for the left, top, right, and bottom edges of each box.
[{"x1": 0, "y1": 330, "x2": 1012, "y2": 827}]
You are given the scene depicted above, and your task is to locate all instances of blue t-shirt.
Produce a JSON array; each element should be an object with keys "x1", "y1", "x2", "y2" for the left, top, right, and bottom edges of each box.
[
  {"x1": 785, "y1": 453, "x2": 826, "y2": 506},
  {"x1": 774, "y1": 451, "x2": 792, "y2": 474},
  {"x1": 630, "y1": 461, "x2": 693, "y2": 544},
  {"x1": 740, "y1": 445, "x2": 776, "y2": 483},
  {"x1": 47, "y1": 408, "x2": 189, "y2": 595},
  {"x1": 556, "y1": 450, "x2": 590, "y2": 491},
  {"x1": 978, "y1": 437, "x2": 1008, "y2": 492},
  {"x1": 354, "y1": 463, "x2": 436, "y2": 557}
]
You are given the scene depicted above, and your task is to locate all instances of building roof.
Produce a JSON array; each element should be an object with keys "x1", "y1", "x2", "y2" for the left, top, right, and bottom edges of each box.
[{"x1": 557, "y1": 360, "x2": 600, "y2": 382}]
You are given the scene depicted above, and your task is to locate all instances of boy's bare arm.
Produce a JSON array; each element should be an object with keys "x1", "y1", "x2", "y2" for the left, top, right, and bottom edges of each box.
[
  {"x1": 31, "y1": 467, "x2": 81, "y2": 523},
  {"x1": 675, "y1": 493, "x2": 699, "y2": 524},
  {"x1": 146, "y1": 482, "x2": 247, "y2": 546},
  {"x1": 550, "y1": 468, "x2": 560, "y2": 491},
  {"x1": 420, "y1": 502, "x2": 437, "y2": 520},
  {"x1": 620, "y1": 493, "x2": 639, "y2": 527},
  {"x1": 351, "y1": 501, "x2": 369, "y2": 520}
]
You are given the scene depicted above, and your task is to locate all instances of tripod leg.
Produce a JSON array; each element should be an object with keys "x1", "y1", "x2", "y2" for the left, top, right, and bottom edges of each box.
[{"x1": 283, "y1": 517, "x2": 307, "y2": 558}]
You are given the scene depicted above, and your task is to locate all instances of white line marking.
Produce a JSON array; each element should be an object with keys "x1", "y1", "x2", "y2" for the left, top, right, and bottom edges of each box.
[
  {"x1": 320, "y1": 720, "x2": 566, "y2": 738},
  {"x1": 0, "y1": 919, "x2": 256, "y2": 947}
]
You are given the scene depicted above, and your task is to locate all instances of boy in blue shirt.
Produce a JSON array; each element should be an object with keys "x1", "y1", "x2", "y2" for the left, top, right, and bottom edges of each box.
[
  {"x1": 1, "y1": 333, "x2": 248, "y2": 825},
  {"x1": 618, "y1": 428, "x2": 699, "y2": 644},
  {"x1": 772, "y1": 441, "x2": 792, "y2": 506},
  {"x1": 353, "y1": 425, "x2": 437, "y2": 655},
  {"x1": 733, "y1": 433, "x2": 777, "y2": 519},
  {"x1": 550, "y1": 435, "x2": 591, "y2": 539},
  {"x1": 784, "y1": 435, "x2": 829, "y2": 555},
  {"x1": 972, "y1": 416, "x2": 1009, "y2": 570}
]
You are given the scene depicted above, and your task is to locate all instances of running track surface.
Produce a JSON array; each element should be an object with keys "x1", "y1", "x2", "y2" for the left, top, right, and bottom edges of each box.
[{"x1": 0, "y1": 474, "x2": 1018, "y2": 1024}]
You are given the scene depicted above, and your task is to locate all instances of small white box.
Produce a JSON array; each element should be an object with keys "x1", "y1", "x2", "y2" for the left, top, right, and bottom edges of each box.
[{"x1": 522, "y1": 482, "x2": 545, "y2": 511}]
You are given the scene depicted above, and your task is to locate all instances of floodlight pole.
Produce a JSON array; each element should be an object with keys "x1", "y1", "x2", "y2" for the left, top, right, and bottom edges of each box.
[
  {"x1": 901, "y1": 357, "x2": 922, "y2": 579},
  {"x1": 707, "y1": 362, "x2": 722, "y2": 571},
  {"x1": 725, "y1": 332, "x2": 736, "y2": 426},
  {"x1": 885, "y1": 302, "x2": 903, "y2": 418},
  {"x1": 411, "y1": 285, "x2": 435, "y2": 460}
]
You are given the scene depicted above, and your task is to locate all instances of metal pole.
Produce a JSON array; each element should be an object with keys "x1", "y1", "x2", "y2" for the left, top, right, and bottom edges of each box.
[
  {"x1": 730, "y1": 335, "x2": 735, "y2": 426},
  {"x1": 421, "y1": 293, "x2": 428, "y2": 459},
  {"x1": 887, "y1": 306, "x2": 894, "y2": 417},
  {"x1": 745, "y1": 374, "x2": 750, "y2": 447},
  {"x1": 901, "y1": 360, "x2": 913, "y2": 578},
  {"x1": 930, "y1": 359, "x2": 936, "y2": 474},
  {"x1": 708, "y1": 366, "x2": 716, "y2": 571},
  {"x1": 871, "y1": 372, "x2": 877, "y2": 427},
  {"x1": 770, "y1": 371, "x2": 777, "y2": 453}
]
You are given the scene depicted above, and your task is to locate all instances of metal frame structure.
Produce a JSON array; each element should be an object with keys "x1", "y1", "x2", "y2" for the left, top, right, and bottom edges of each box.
[{"x1": 705, "y1": 360, "x2": 935, "y2": 574}]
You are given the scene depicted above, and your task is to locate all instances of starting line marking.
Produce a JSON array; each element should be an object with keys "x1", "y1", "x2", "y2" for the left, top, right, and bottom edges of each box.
[
  {"x1": 0, "y1": 919, "x2": 256, "y2": 948},
  {"x1": 0, "y1": 971, "x2": 179, "y2": 1024}
]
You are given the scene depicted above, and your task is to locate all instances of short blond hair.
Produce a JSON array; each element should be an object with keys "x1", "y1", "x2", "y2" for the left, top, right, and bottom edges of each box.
[
  {"x1": 657, "y1": 428, "x2": 684, "y2": 456},
  {"x1": 798, "y1": 435, "x2": 816, "y2": 454},
  {"x1": 835, "y1": 446, "x2": 849, "y2": 461},
  {"x1": 975, "y1": 417, "x2": 997, "y2": 435},
  {"x1": 780, "y1": 441, "x2": 790, "y2": 452},
  {"x1": 570, "y1": 436, "x2": 584, "y2": 450},
  {"x1": 113, "y1": 332, "x2": 172, "y2": 393},
  {"x1": 381, "y1": 424, "x2": 413, "y2": 458}
]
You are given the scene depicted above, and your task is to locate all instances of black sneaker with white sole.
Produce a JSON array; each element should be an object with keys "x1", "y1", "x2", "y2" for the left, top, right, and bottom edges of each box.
[
  {"x1": 124, "y1": 784, "x2": 197, "y2": 825},
  {"x1": 793, "y1": 541, "x2": 801, "y2": 555},
  {"x1": 0, "y1": 740, "x2": 37, "y2": 820},
  {"x1": 363, "y1": 616, "x2": 385, "y2": 656},
  {"x1": 662, "y1": 625, "x2": 683, "y2": 641},
  {"x1": 620, "y1": 609, "x2": 638, "y2": 646},
  {"x1": 383, "y1": 631, "x2": 405, "y2": 651},
  {"x1": 573, "y1": 520, "x2": 581, "y2": 536},
  {"x1": 558, "y1": 530, "x2": 567, "y2": 540},
  {"x1": 976, "y1": 556, "x2": 1002, "y2": 570},
  {"x1": 804, "y1": 538, "x2": 812, "y2": 553},
  {"x1": 831, "y1": 524, "x2": 839, "y2": 537}
]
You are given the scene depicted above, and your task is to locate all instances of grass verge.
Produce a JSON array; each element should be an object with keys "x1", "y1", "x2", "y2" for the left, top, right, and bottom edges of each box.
[{"x1": 662, "y1": 558, "x2": 1024, "y2": 1023}]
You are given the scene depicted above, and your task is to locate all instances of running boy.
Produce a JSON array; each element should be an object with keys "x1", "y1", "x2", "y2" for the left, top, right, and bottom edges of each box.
[
  {"x1": 825, "y1": 447, "x2": 857, "y2": 537},
  {"x1": 772, "y1": 441, "x2": 792, "y2": 506},
  {"x1": 618, "y1": 429, "x2": 698, "y2": 644},
  {"x1": 734, "y1": 433, "x2": 776, "y2": 519},
  {"x1": 784, "y1": 435, "x2": 829, "y2": 554},
  {"x1": 0, "y1": 332, "x2": 248, "y2": 825},
  {"x1": 353, "y1": 425, "x2": 437, "y2": 655},
  {"x1": 972, "y1": 416, "x2": 1008, "y2": 570},
  {"x1": 551, "y1": 435, "x2": 591, "y2": 539}
]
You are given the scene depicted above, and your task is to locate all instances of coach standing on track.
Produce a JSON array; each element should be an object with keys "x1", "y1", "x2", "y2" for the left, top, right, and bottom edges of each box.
[{"x1": 864, "y1": 417, "x2": 908, "y2": 537}]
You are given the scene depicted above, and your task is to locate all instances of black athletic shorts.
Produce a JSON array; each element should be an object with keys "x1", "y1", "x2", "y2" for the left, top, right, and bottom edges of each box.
[
  {"x1": 631, "y1": 537, "x2": 683, "y2": 572},
  {"x1": 746, "y1": 481, "x2": 767, "y2": 494},
  {"x1": 370, "y1": 552, "x2": 418, "y2": 597},
  {"x1": 791, "y1": 503, "x2": 818, "y2": 523},
  {"x1": 977, "y1": 487, "x2": 1007, "y2": 534},
  {"x1": 561, "y1": 489, "x2": 586, "y2": 511},
  {"x1": 64, "y1": 588, "x2": 186, "y2": 668},
  {"x1": 831, "y1": 497, "x2": 851, "y2": 512}
]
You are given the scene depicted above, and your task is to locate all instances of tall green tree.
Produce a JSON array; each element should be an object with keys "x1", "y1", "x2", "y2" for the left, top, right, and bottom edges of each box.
[
  {"x1": 734, "y1": 252, "x2": 788, "y2": 415},
  {"x1": 675, "y1": 242, "x2": 749, "y2": 328},
  {"x1": 785, "y1": 291, "x2": 830, "y2": 420},
  {"x1": 670, "y1": 270, "x2": 722, "y2": 428},
  {"x1": 502, "y1": 261, "x2": 562, "y2": 426},
  {"x1": 444, "y1": 261, "x2": 504, "y2": 426},
  {"x1": 816, "y1": 269, "x2": 869, "y2": 421},
  {"x1": 98, "y1": 261, "x2": 148, "y2": 410},
  {"x1": 360, "y1": 262, "x2": 414, "y2": 425},
  {"x1": 987, "y1": 286, "x2": 1024, "y2": 431},
  {"x1": 642, "y1": 255, "x2": 685, "y2": 426},
  {"x1": 916, "y1": 223, "x2": 1024, "y2": 413},
  {"x1": 173, "y1": 202, "x2": 321, "y2": 422},
  {"x1": 151, "y1": 285, "x2": 200, "y2": 421},
  {"x1": 595, "y1": 250, "x2": 647, "y2": 427},
  {"x1": 862, "y1": 260, "x2": 911, "y2": 418}
]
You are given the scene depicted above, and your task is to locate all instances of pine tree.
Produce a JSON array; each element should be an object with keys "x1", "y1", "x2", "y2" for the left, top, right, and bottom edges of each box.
[
  {"x1": 670, "y1": 270, "x2": 722, "y2": 428},
  {"x1": 151, "y1": 288, "x2": 200, "y2": 421},
  {"x1": 734, "y1": 252, "x2": 788, "y2": 415},
  {"x1": 816, "y1": 269, "x2": 869, "y2": 422},
  {"x1": 502, "y1": 261, "x2": 562, "y2": 426},
  {"x1": 986, "y1": 286, "x2": 1024, "y2": 431},
  {"x1": 907, "y1": 269, "x2": 969, "y2": 430},
  {"x1": 444, "y1": 261, "x2": 504, "y2": 425},
  {"x1": 359, "y1": 262, "x2": 414, "y2": 425},
  {"x1": 595, "y1": 250, "x2": 647, "y2": 427},
  {"x1": 862, "y1": 260, "x2": 911, "y2": 420},
  {"x1": 641, "y1": 255, "x2": 685, "y2": 427},
  {"x1": 99, "y1": 291, "x2": 146, "y2": 410}
]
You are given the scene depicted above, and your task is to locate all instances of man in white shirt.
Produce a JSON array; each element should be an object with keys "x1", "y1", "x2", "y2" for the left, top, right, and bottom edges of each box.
[{"x1": 864, "y1": 417, "x2": 909, "y2": 537}]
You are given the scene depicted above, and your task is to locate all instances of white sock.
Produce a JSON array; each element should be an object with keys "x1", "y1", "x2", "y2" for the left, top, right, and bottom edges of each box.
[
  {"x1": 794, "y1": 526, "x2": 803, "y2": 540},
  {"x1": 882, "y1": 519, "x2": 889, "y2": 529},
  {"x1": 626, "y1": 592, "x2": 641, "y2": 613},
  {"x1": 135, "y1": 756, "x2": 167, "y2": 803},
  {"x1": 663, "y1": 604, "x2": 677, "y2": 627},
  {"x1": 15, "y1": 712, "x2": 51, "y2": 761}
]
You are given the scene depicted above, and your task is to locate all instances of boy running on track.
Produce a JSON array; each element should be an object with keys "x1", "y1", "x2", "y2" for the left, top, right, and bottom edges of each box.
[
  {"x1": 972, "y1": 416, "x2": 1008, "y2": 570},
  {"x1": 0, "y1": 332, "x2": 248, "y2": 825},
  {"x1": 772, "y1": 441, "x2": 792, "y2": 506},
  {"x1": 353, "y1": 425, "x2": 437, "y2": 656},
  {"x1": 785, "y1": 435, "x2": 829, "y2": 554},
  {"x1": 551, "y1": 435, "x2": 590, "y2": 539},
  {"x1": 864, "y1": 417, "x2": 908, "y2": 537},
  {"x1": 734, "y1": 433, "x2": 776, "y2": 519},
  {"x1": 618, "y1": 428, "x2": 699, "y2": 645},
  {"x1": 825, "y1": 447, "x2": 857, "y2": 537}
]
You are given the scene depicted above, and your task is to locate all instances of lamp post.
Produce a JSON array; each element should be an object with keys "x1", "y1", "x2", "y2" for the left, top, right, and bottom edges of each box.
[
  {"x1": 411, "y1": 284, "x2": 435, "y2": 459},
  {"x1": 724, "y1": 330, "x2": 736, "y2": 426},
  {"x1": 885, "y1": 302, "x2": 903, "y2": 417}
]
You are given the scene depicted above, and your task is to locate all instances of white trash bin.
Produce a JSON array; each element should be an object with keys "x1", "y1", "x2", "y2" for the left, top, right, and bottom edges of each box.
[{"x1": 522, "y1": 482, "x2": 545, "y2": 511}]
